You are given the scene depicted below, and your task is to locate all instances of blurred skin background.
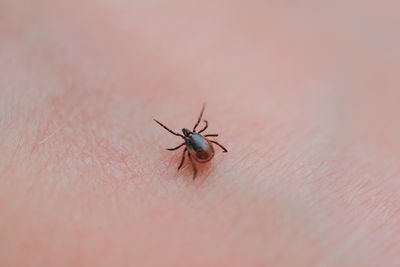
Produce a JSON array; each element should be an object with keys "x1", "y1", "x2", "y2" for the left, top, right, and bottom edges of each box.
[{"x1": 0, "y1": 0, "x2": 399, "y2": 266}]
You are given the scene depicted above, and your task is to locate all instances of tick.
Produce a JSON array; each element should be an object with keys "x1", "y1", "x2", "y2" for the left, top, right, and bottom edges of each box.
[{"x1": 154, "y1": 104, "x2": 228, "y2": 179}]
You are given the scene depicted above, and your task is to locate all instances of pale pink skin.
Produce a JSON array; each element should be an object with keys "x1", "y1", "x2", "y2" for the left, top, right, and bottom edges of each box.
[{"x1": 1, "y1": 0, "x2": 400, "y2": 266}]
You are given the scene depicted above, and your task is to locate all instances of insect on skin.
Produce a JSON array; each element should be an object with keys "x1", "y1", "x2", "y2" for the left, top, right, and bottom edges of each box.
[{"x1": 154, "y1": 104, "x2": 228, "y2": 179}]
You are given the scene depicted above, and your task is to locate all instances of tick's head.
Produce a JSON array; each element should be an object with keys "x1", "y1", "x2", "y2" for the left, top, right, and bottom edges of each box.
[{"x1": 182, "y1": 128, "x2": 192, "y2": 137}]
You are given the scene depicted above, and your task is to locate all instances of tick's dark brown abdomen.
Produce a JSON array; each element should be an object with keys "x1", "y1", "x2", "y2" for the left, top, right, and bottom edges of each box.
[
  {"x1": 186, "y1": 133, "x2": 215, "y2": 163},
  {"x1": 193, "y1": 144, "x2": 215, "y2": 162}
]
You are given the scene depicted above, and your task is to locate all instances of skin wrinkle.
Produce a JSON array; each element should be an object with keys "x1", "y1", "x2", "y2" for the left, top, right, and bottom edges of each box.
[
  {"x1": 94, "y1": 136, "x2": 139, "y2": 184},
  {"x1": 24, "y1": 70, "x2": 154, "y2": 188},
  {"x1": 317, "y1": 169, "x2": 400, "y2": 263},
  {"x1": 262, "y1": 123, "x2": 400, "y2": 264},
  {"x1": 226, "y1": 108, "x2": 298, "y2": 183}
]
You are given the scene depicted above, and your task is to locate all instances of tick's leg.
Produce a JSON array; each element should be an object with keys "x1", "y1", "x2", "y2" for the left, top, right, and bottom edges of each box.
[
  {"x1": 204, "y1": 134, "x2": 218, "y2": 137},
  {"x1": 178, "y1": 148, "x2": 187, "y2": 170},
  {"x1": 192, "y1": 103, "x2": 206, "y2": 132},
  {"x1": 197, "y1": 120, "x2": 208, "y2": 134},
  {"x1": 154, "y1": 119, "x2": 184, "y2": 138},
  {"x1": 210, "y1": 141, "x2": 228, "y2": 152},
  {"x1": 167, "y1": 142, "x2": 185, "y2": 151},
  {"x1": 188, "y1": 153, "x2": 198, "y2": 180}
]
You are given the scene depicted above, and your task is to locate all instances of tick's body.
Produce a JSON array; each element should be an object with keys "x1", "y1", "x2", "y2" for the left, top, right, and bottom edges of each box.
[
  {"x1": 154, "y1": 104, "x2": 228, "y2": 179},
  {"x1": 184, "y1": 131, "x2": 215, "y2": 163}
]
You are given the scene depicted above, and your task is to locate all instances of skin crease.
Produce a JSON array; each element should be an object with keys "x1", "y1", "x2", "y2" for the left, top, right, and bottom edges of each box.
[{"x1": 0, "y1": 0, "x2": 400, "y2": 266}]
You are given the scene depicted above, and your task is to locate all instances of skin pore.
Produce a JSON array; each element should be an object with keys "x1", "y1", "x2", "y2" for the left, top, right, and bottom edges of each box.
[{"x1": 1, "y1": 0, "x2": 400, "y2": 266}]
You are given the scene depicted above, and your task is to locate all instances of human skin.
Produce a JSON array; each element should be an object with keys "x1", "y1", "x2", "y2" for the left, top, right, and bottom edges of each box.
[{"x1": 1, "y1": 0, "x2": 400, "y2": 266}]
